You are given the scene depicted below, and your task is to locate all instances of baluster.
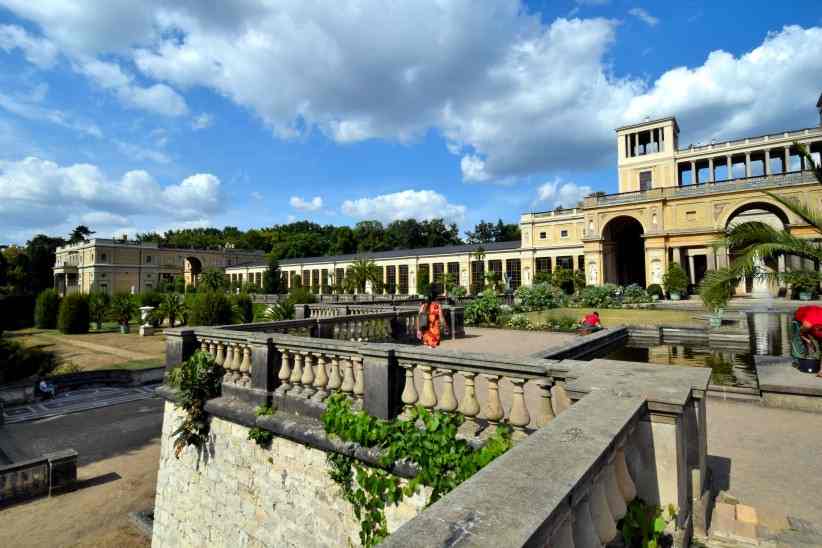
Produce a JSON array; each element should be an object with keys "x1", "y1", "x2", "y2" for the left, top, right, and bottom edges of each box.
[
  {"x1": 205, "y1": 339, "x2": 215, "y2": 357},
  {"x1": 352, "y1": 356, "x2": 364, "y2": 403},
  {"x1": 215, "y1": 342, "x2": 225, "y2": 366},
  {"x1": 614, "y1": 447, "x2": 637, "y2": 502},
  {"x1": 209, "y1": 340, "x2": 217, "y2": 357},
  {"x1": 340, "y1": 356, "x2": 355, "y2": 398},
  {"x1": 400, "y1": 363, "x2": 418, "y2": 414},
  {"x1": 482, "y1": 374, "x2": 504, "y2": 426},
  {"x1": 535, "y1": 380, "x2": 555, "y2": 428},
  {"x1": 240, "y1": 345, "x2": 252, "y2": 387},
  {"x1": 418, "y1": 366, "x2": 437, "y2": 409},
  {"x1": 552, "y1": 384, "x2": 573, "y2": 415},
  {"x1": 223, "y1": 343, "x2": 235, "y2": 384},
  {"x1": 590, "y1": 475, "x2": 617, "y2": 545},
  {"x1": 457, "y1": 372, "x2": 480, "y2": 435},
  {"x1": 276, "y1": 348, "x2": 292, "y2": 395},
  {"x1": 311, "y1": 353, "x2": 329, "y2": 401},
  {"x1": 549, "y1": 513, "x2": 575, "y2": 548},
  {"x1": 231, "y1": 343, "x2": 243, "y2": 384},
  {"x1": 436, "y1": 369, "x2": 458, "y2": 412},
  {"x1": 327, "y1": 355, "x2": 342, "y2": 393},
  {"x1": 289, "y1": 351, "x2": 304, "y2": 396},
  {"x1": 300, "y1": 352, "x2": 315, "y2": 398},
  {"x1": 572, "y1": 495, "x2": 603, "y2": 548},
  {"x1": 603, "y1": 460, "x2": 627, "y2": 521},
  {"x1": 507, "y1": 377, "x2": 531, "y2": 438}
]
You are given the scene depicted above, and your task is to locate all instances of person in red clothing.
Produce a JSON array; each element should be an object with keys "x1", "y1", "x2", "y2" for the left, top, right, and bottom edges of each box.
[
  {"x1": 795, "y1": 305, "x2": 822, "y2": 376},
  {"x1": 582, "y1": 311, "x2": 601, "y2": 328}
]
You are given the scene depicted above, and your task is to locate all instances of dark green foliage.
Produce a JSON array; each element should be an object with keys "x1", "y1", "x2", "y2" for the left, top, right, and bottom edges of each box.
[
  {"x1": 199, "y1": 268, "x2": 227, "y2": 292},
  {"x1": 0, "y1": 295, "x2": 35, "y2": 331},
  {"x1": 189, "y1": 291, "x2": 235, "y2": 326},
  {"x1": 618, "y1": 499, "x2": 675, "y2": 548},
  {"x1": 322, "y1": 394, "x2": 511, "y2": 547},
  {"x1": 579, "y1": 284, "x2": 620, "y2": 308},
  {"x1": 67, "y1": 225, "x2": 94, "y2": 244},
  {"x1": 167, "y1": 351, "x2": 224, "y2": 458},
  {"x1": 34, "y1": 289, "x2": 61, "y2": 329},
  {"x1": 174, "y1": 276, "x2": 186, "y2": 293},
  {"x1": 464, "y1": 289, "x2": 502, "y2": 325},
  {"x1": 533, "y1": 271, "x2": 552, "y2": 285},
  {"x1": 552, "y1": 267, "x2": 575, "y2": 295},
  {"x1": 286, "y1": 286, "x2": 316, "y2": 306},
  {"x1": 514, "y1": 283, "x2": 565, "y2": 311},
  {"x1": 247, "y1": 405, "x2": 275, "y2": 447},
  {"x1": 662, "y1": 263, "x2": 689, "y2": 295},
  {"x1": 138, "y1": 290, "x2": 163, "y2": 309},
  {"x1": 0, "y1": 338, "x2": 58, "y2": 383},
  {"x1": 158, "y1": 293, "x2": 185, "y2": 327},
  {"x1": 233, "y1": 293, "x2": 253, "y2": 323},
  {"x1": 622, "y1": 284, "x2": 651, "y2": 304},
  {"x1": 57, "y1": 294, "x2": 90, "y2": 334},
  {"x1": 783, "y1": 270, "x2": 822, "y2": 296},
  {"x1": 109, "y1": 293, "x2": 138, "y2": 326},
  {"x1": 465, "y1": 219, "x2": 521, "y2": 244},
  {"x1": 87, "y1": 291, "x2": 110, "y2": 329},
  {"x1": 259, "y1": 301, "x2": 295, "y2": 321},
  {"x1": 646, "y1": 284, "x2": 664, "y2": 299}
]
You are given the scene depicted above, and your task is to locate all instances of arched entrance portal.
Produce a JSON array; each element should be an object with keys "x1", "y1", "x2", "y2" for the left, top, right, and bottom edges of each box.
[
  {"x1": 184, "y1": 257, "x2": 203, "y2": 288},
  {"x1": 602, "y1": 216, "x2": 646, "y2": 287},
  {"x1": 725, "y1": 202, "x2": 789, "y2": 297}
]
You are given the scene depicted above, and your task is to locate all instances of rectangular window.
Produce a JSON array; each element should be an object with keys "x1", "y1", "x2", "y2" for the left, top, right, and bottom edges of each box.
[
  {"x1": 312, "y1": 269, "x2": 320, "y2": 292},
  {"x1": 335, "y1": 268, "x2": 345, "y2": 289},
  {"x1": 536, "y1": 257, "x2": 552, "y2": 274},
  {"x1": 447, "y1": 262, "x2": 460, "y2": 289},
  {"x1": 578, "y1": 255, "x2": 585, "y2": 271},
  {"x1": 376, "y1": 266, "x2": 384, "y2": 293},
  {"x1": 470, "y1": 261, "x2": 485, "y2": 294},
  {"x1": 539, "y1": 231, "x2": 547, "y2": 240},
  {"x1": 418, "y1": 264, "x2": 430, "y2": 283},
  {"x1": 639, "y1": 170, "x2": 652, "y2": 191},
  {"x1": 145, "y1": 255, "x2": 152, "y2": 264},
  {"x1": 560, "y1": 229, "x2": 569, "y2": 238},
  {"x1": 556, "y1": 256, "x2": 573, "y2": 270},
  {"x1": 302, "y1": 270, "x2": 310, "y2": 287},
  {"x1": 321, "y1": 269, "x2": 329, "y2": 292},
  {"x1": 432, "y1": 263, "x2": 445, "y2": 293},
  {"x1": 398, "y1": 265, "x2": 409, "y2": 294},
  {"x1": 386, "y1": 265, "x2": 397, "y2": 294},
  {"x1": 505, "y1": 259, "x2": 521, "y2": 290},
  {"x1": 488, "y1": 259, "x2": 503, "y2": 289}
]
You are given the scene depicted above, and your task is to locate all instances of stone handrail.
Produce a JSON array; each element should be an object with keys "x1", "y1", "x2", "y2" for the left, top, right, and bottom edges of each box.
[
  {"x1": 583, "y1": 169, "x2": 816, "y2": 207},
  {"x1": 382, "y1": 391, "x2": 645, "y2": 547}
]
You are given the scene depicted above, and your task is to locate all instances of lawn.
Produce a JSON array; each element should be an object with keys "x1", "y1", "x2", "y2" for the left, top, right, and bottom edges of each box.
[
  {"x1": 3, "y1": 326, "x2": 166, "y2": 373},
  {"x1": 528, "y1": 307, "x2": 702, "y2": 328}
]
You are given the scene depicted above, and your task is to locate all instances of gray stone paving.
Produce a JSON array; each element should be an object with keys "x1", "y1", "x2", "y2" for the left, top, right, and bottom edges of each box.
[{"x1": 2, "y1": 385, "x2": 159, "y2": 424}]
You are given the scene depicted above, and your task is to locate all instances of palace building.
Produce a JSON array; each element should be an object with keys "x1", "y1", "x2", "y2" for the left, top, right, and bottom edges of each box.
[{"x1": 57, "y1": 94, "x2": 822, "y2": 297}]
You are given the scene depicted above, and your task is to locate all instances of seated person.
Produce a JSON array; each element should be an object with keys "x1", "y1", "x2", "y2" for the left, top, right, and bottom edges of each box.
[
  {"x1": 793, "y1": 305, "x2": 822, "y2": 377},
  {"x1": 582, "y1": 311, "x2": 602, "y2": 328},
  {"x1": 38, "y1": 379, "x2": 56, "y2": 399}
]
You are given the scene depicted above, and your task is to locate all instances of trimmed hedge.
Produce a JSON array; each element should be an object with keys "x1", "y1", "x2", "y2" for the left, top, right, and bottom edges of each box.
[
  {"x1": 35, "y1": 289, "x2": 61, "y2": 329},
  {"x1": 58, "y1": 293, "x2": 90, "y2": 334},
  {"x1": 189, "y1": 291, "x2": 235, "y2": 326}
]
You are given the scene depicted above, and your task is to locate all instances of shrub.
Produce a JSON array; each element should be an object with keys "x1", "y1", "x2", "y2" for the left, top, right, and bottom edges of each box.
[
  {"x1": 200, "y1": 268, "x2": 227, "y2": 291},
  {"x1": 34, "y1": 289, "x2": 61, "y2": 329},
  {"x1": 551, "y1": 268, "x2": 575, "y2": 295},
  {"x1": 622, "y1": 284, "x2": 651, "y2": 304},
  {"x1": 260, "y1": 301, "x2": 295, "y2": 321},
  {"x1": 0, "y1": 338, "x2": 58, "y2": 383},
  {"x1": 514, "y1": 283, "x2": 565, "y2": 311},
  {"x1": 449, "y1": 285, "x2": 468, "y2": 298},
  {"x1": 139, "y1": 290, "x2": 164, "y2": 309},
  {"x1": 783, "y1": 270, "x2": 822, "y2": 296},
  {"x1": 506, "y1": 314, "x2": 531, "y2": 329},
  {"x1": 287, "y1": 286, "x2": 317, "y2": 306},
  {"x1": 57, "y1": 294, "x2": 90, "y2": 334},
  {"x1": 646, "y1": 284, "x2": 664, "y2": 299},
  {"x1": 189, "y1": 291, "x2": 236, "y2": 326},
  {"x1": 546, "y1": 316, "x2": 579, "y2": 332},
  {"x1": 579, "y1": 284, "x2": 620, "y2": 308},
  {"x1": 88, "y1": 291, "x2": 110, "y2": 330},
  {"x1": 573, "y1": 270, "x2": 587, "y2": 293},
  {"x1": 464, "y1": 289, "x2": 502, "y2": 325},
  {"x1": 533, "y1": 271, "x2": 552, "y2": 285},
  {"x1": 158, "y1": 293, "x2": 185, "y2": 327},
  {"x1": 663, "y1": 263, "x2": 689, "y2": 295},
  {"x1": 233, "y1": 293, "x2": 253, "y2": 323}
]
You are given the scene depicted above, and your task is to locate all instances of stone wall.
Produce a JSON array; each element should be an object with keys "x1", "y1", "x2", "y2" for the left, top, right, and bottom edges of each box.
[{"x1": 152, "y1": 403, "x2": 428, "y2": 548}]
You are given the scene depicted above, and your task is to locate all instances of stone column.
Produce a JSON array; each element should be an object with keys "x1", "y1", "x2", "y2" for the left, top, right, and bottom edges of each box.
[
  {"x1": 672, "y1": 247, "x2": 683, "y2": 267},
  {"x1": 785, "y1": 146, "x2": 791, "y2": 172},
  {"x1": 361, "y1": 345, "x2": 402, "y2": 419},
  {"x1": 706, "y1": 251, "x2": 716, "y2": 271},
  {"x1": 164, "y1": 329, "x2": 198, "y2": 372},
  {"x1": 690, "y1": 161, "x2": 697, "y2": 184},
  {"x1": 249, "y1": 338, "x2": 274, "y2": 404},
  {"x1": 745, "y1": 152, "x2": 751, "y2": 177},
  {"x1": 765, "y1": 149, "x2": 771, "y2": 175},
  {"x1": 688, "y1": 254, "x2": 696, "y2": 285},
  {"x1": 726, "y1": 155, "x2": 733, "y2": 180},
  {"x1": 708, "y1": 157, "x2": 714, "y2": 182}
]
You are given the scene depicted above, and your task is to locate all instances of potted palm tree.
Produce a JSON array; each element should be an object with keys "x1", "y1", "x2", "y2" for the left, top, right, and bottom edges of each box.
[
  {"x1": 110, "y1": 293, "x2": 137, "y2": 334},
  {"x1": 699, "y1": 272, "x2": 735, "y2": 328},
  {"x1": 663, "y1": 263, "x2": 689, "y2": 301},
  {"x1": 784, "y1": 270, "x2": 820, "y2": 301}
]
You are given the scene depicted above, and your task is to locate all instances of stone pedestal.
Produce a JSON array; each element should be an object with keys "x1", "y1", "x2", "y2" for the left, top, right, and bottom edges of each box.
[
  {"x1": 139, "y1": 305, "x2": 155, "y2": 337},
  {"x1": 139, "y1": 325, "x2": 155, "y2": 336}
]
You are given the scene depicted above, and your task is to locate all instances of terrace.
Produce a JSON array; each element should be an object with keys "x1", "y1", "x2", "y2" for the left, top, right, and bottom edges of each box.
[{"x1": 158, "y1": 303, "x2": 710, "y2": 547}]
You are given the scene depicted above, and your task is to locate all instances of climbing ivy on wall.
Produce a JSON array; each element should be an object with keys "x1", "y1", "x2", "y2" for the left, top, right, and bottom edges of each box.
[
  {"x1": 167, "y1": 350, "x2": 224, "y2": 458},
  {"x1": 321, "y1": 394, "x2": 512, "y2": 547}
]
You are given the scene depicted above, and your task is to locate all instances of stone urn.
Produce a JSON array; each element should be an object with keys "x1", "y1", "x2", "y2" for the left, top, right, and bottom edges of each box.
[
  {"x1": 669, "y1": 291, "x2": 681, "y2": 301},
  {"x1": 139, "y1": 306, "x2": 155, "y2": 336}
]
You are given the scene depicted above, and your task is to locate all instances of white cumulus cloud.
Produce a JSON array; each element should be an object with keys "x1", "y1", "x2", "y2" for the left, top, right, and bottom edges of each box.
[
  {"x1": 341, "y1": 190, "x2": 466, "y2": 224},
  {"x1": 0, "y1": 24, "x2": 58, "y2": 68},
  {"x1": 628, "y1": 8, "x2": 659, "y2": 27},
  {"x1": 535, "y1": 178, "x2": 591, "y2": 208},
  {"x1": 289, "y1": 195, "x2": 324, "y2": 212}
]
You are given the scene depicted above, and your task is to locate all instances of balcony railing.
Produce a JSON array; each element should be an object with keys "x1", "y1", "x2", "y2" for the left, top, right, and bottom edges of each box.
[{"x1": 585, "y1": 169, "x2": 818, "y2": 207}]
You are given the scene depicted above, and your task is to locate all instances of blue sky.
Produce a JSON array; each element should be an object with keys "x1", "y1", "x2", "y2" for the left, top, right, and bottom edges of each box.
[{"x1": 1, "y1": 0, "x2": 821, "y2": 244}]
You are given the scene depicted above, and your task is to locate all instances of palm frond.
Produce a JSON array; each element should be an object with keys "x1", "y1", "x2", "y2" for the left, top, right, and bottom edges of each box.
[
  {"x1": 724, "y1": 221, "x2": 822, "y2": 263},
  {"x1": 796, "y1": 142, "x2": 822, "y2": 184},
  {"x1": 763, "y1": 191, "x2": 822, "y2": 233}
]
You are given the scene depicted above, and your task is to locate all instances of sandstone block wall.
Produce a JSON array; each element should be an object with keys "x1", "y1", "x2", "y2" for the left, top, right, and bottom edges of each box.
[{"x1": 152, "y1": 403, "x2": 428, "y2": 548}]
